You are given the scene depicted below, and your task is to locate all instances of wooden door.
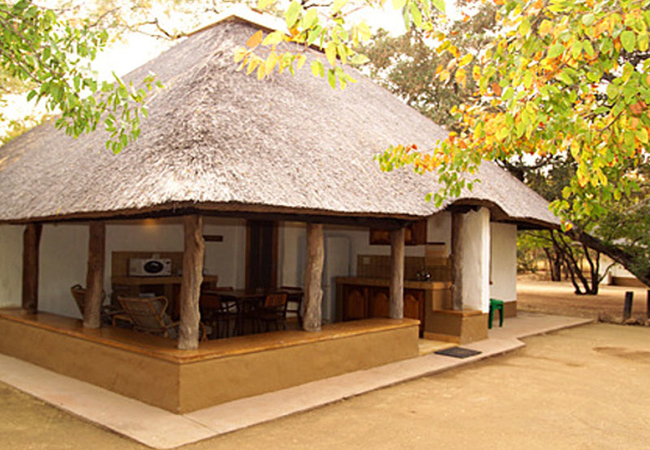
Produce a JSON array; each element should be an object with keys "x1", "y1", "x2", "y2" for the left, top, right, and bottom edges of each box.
[
  {"x1": 246, "y1": 220, "x2": 278, "y2": 290},
  {"x1": 342, "y1": 285, "x2": 367, "y2": 320},
  {"x1": 368, "y1": 287, "x2": 390, "y2": 318}
]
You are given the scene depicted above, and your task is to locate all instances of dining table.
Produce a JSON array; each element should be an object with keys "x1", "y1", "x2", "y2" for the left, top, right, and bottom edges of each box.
[{"x1": 201, "y1": 287, "x2": 304, "y2": 337}]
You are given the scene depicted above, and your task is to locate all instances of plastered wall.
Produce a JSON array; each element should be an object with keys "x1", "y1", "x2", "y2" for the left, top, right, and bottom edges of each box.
[
  {"x1": 490, "y1": 222, "x2": 517, "y2": 302},
  {"x1": 0, "y1": 218, "x2": 245, "y2": 318},
  {"x1": 0, "y1": 225, "x2": 24, "y2": 308},
  {"x1": 279, "y1": 212, "x2": 453, "y2": 286},
  {"x1": 0, "y1": 212, "x2": 519, "y2": 318},
  {"x1": 460, "y1": 208, "x2": 491, "y2": 313}
]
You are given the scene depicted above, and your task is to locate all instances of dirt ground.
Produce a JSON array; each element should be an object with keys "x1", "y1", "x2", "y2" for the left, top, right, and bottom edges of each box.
[
  {"x1": 517, "y1": 275, "x2": 650, "y2": 321},
  {"x1": 2, "y1": 323, "x2": 650, "y2": 449}
]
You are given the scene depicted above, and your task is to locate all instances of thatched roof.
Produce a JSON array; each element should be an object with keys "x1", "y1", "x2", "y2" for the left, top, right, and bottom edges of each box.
[{"x1": 0, "y1": 10, "x2": 559, "y2": 228}]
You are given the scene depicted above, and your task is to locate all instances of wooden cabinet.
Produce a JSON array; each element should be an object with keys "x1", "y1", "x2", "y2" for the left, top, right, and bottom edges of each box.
[
  {"x1": 369, "y1": 220, "x2": 427, "y2": 246},
  {"x1": 341, "y1": 284, "x2": 425, "y2": 334},
  {"x1": 368, "y1": 288, "x2": 390, "y2": 318},
  {"x1": 404, "y1": 289, "x2": 425, "y2": 326},
  {"x1": 342, "y1": 285, "x2": 367, "y2": 320}
]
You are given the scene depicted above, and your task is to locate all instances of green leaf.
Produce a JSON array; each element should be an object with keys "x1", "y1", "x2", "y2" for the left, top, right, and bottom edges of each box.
[
  {"x1": 432, "y1": 0, "x2": 445, "y2": 13},
  {"x1": 410, "y1": 3, "x2": 422, "y2": 28},
  {"x1": 582, "y1": 14, "x2": 595, "y2": 26},
  {"x1": 571, "y1": 40, "x2": 583, "y2": 59},
  {"x1": 327, "y1": 68, "x2": 336, "y2": 89},
  {"x1": 548, "y1": 43, "x2": 565, "y2": 59},
  {"x1": 311, "y1": 60, "x2": 324, "y2": 77},
  {"x1": 325, "y1": 41, "x2": 337, "y2": 66},
  {"x1": 257, "y1": 0, "x2": 274, "y2": 9},
  {"x1": 350, "y1": 53, "x2": 370, "y2": 65},
  {"x1": 332, "y1": 0, "x2": 348, "y2": 14},
  {"x1": 284, "y1": 1, "x2": 301, "y2": 29},
  {"x1": 392, "y1": 0, "x2": 406, "y2": 10},
  {"x1": 300, "y1": 8, "x2": 318, "y2": 29},
  {"x1": 523, "y1": 71, "x2": 533, "y2": 89},
  {"x1": 620, "y1": 30, "x2": 636, "y2": 53},
  {"x1": 639, "y1": 33, "x2": 649, "y2": 52}
]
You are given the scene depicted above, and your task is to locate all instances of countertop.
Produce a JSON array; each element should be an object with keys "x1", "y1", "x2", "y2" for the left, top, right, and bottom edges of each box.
[{"x1": 335, "y1": 277, "x2": 451, "y2": 290}]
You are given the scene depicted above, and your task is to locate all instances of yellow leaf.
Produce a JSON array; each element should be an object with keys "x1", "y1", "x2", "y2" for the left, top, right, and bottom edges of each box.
[
  {"x1": 234, "y1": 48, "x2": 247, "y2": 63},
  {"x1": 263, "y1": 31, "x2": 284, "y2": 46},
  {"x1": 247, "y1": 30, "x2": 263, "y2": 48},
  {"x1": 439, "y1": 70, "x2": 450, "y2": 82},
  {"x1": 458, "y1": 54, "x2": 473, "y2": 67},
  {"x1": 265, "y1": 52, "x2": 278, "y2": 73},
  {"x1": 297, "y1": 54, "x2": 307, "y2": 70},
  {"x1": 325, "y1": 42, "x2": 337, "y2": 66},
  {"x1": 539, "y1": 20, "x2": 552, "y2": 36},
  {"x1": 358, "y1": 22, "x2": 371, "y2": 41},
  {"x1": 257, "y1": 63, "x2": 266, "y2": 80},
  {"x1": 472, "y1": 65, "x2": 481, "y2": 82},
  {"x1": 246, "y1": 58, "x2": 260, "y2": 75},
  {"x1": 455, "y1": 68, "x2": 467, "y2": 87}
]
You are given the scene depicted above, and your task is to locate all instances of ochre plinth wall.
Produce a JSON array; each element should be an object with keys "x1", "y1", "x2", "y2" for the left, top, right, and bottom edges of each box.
[{"x1": 0, "y1": 310, "x2": 419, "y2": 413}]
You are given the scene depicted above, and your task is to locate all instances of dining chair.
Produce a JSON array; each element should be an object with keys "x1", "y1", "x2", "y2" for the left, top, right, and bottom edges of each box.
[
  {"x1": 280, "y1": 286, "x2": 303, "y2": 328},
  {"x1": 200, "y1": 290, "x2": 237, "y2": 339},
  {"x1": 254, "y1": 293, "x2": 288, "y2": 332}
]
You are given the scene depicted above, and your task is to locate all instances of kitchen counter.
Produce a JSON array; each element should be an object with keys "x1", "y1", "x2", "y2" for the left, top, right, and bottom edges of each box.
[{"x1": 335, "y1": 277, "x2": 451, "y2": 291}]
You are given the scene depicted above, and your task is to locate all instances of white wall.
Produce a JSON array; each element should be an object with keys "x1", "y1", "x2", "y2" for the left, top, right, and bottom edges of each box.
[
  {"x1": 278, "y1": 217, "x2": 454, "y2": 287},
  {"x1": 490, "y1": 222, "x2": 517, "y2": 302},
  {"x1": 1, "y1": 212, "x2": 516, "y2": 318},
  {"x1": 460, "y1": 208, "x2": 491, "y2": 313},
  {"x1": 0, "y1": 218, "x2": 246, "y2": 318},
  {"x1": 39, "y1": 224, "x2": 88, "y2": 318},
  {"x1": 427, "y1": 212, "x2": 452, "y2": 256},
  {"x1": 279, "y1": 222, "x2": 307, "y2": 287},
  {"x1": 0, "y1": 225, "x2": 25, "y2": 308}
]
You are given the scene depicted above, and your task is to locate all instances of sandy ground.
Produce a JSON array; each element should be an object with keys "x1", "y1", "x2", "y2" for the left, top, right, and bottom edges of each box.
[
  {"x1": 2, "y1": 323, "x2": 650, "y2": 449},
  {"x1": 517, "y1": 276, "x2": 650, "y2": 321}
]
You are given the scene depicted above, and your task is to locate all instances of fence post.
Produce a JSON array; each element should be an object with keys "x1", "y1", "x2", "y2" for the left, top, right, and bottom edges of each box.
[
  {"x1": 623, "y1": 291, "x2": 633, "y2": 321},
  {"x1": 646, "y1": 290, "x2": 649, "y2": 321}
]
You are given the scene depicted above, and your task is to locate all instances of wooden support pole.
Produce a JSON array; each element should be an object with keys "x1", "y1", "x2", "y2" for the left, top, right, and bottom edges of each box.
[
  {"x1": 623, "y1": 291, "x2": 633, "y2": 321},
  {"x1": 84, "y1": 222, "x2": 106, "y2": 329},
  {"x1": 22, "y1": 223, "x2": 42, "y2": 314},
  {"x1": 451, "y1": 212, "x2": 464, "y2": 311},
  {"x1": 178, "y1": 215, "x2": 205, "y2": 350},
  {"x1": 303, "y1": 223, "x2": 324, "y2": 332},
  {"x1": 647, "y1": 290, "x2": 650, "y2": 321},
  {"x1": 389, "y1": 227, "x2": 405, "y2": 319}
]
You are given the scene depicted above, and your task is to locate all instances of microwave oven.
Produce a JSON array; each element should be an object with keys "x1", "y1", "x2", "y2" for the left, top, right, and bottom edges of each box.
[{"x1": 128, "y1": 258, "x2": 172, "y2": 277}]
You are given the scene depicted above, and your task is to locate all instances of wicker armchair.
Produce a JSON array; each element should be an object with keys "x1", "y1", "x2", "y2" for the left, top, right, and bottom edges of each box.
[
  {"x1": 118, "y1": 295, "x2": 206, "y2": 340},
  {"x1": 70, "y1": 284, "x2": 129, "y2": 326}
]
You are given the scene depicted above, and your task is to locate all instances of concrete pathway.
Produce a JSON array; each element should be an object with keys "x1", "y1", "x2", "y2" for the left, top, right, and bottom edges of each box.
[{"x1": 0, "y1": 312, "x2": 591, "y2": 449}]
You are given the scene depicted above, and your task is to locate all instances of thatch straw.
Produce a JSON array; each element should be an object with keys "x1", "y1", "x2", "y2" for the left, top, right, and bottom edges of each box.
[{"x1": 0, "y1": 14, "x2": 558, "y2": 228}]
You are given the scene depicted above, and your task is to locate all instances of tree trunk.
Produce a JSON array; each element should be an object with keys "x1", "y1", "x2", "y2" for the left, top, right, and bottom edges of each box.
[
  {"x1": 303, "y1": 223, "x2": 324, "y2": 332},
  {"x1": 22, "y1": 223, "x2": 42, "y2": 314},
  {"x1": 84, "y1": 222, "x2": 105, "y2": 329},
  {"x1": 566, "y1": 227, "x2": 650, "y2": 287},
  {"x1": 178, "y1": 215, "x2": 204, "y2": 350},
  {"x1": 389, "y1": 227, "x2": 405, "y2": 319},
  {"x1": 551, "y1": 230, "x2": 591, "y2": 295},
  {"x1": 542, "y1": 246, "x2": 563, "y2": 282}
]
